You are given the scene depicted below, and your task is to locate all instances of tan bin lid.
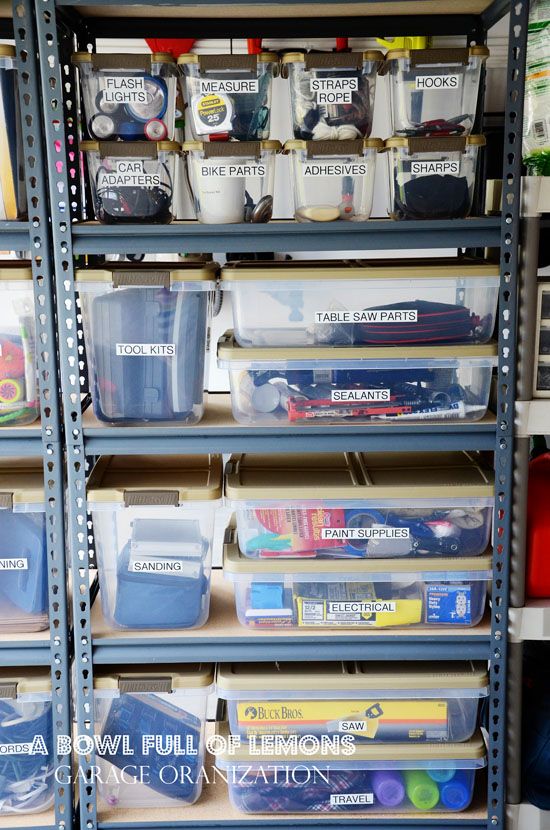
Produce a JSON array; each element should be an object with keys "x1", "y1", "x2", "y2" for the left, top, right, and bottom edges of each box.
[
  {"x1": 0, "y1": 458, "x2": 45, "y2": 505},
  {"x1": 0, "y1": 667, "x2": 52, "y2": 696},
  {"x1": 0, "y1": 261, "x2": 33, "y2": 281},
  {"x1": 94, "y1": 664, "x2": 214, "y2": 692},
  {"x1": 75, "y1": 260, "x2": 218, "y2": 285}
]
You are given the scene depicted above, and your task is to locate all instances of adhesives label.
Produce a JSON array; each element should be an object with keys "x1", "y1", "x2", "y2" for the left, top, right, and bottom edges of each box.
[
  {"x1": 97, "y1": 161, "x2": 161, "y2": 188},
  {"x1": 316, "y1": 309, "x2": 418, "y2": 324},
  {"x1": 410, "y1": 160, "x2": 460, "y2": 175},
  {"x1": 102, "y1": 76, "x2": 148, "y2": 104},
  {"x1": 115, "y1": 343, "x2": 176, "y2": 357},
  {"x1": 331, "y1": 793, "x2": 374, "y2": 806},
  {"x1": 321, "y1": 526, "x2": 410, "y2": 540},
  {"x1": 128, "y1": 556, "x2": 201, "y2": 579},
  {"x1": 310, "y1": 76, "x2": 358, "y2": 104},
  {"x1": 199, "y1": 78, "x2": 258, "y2": 94},
  {"x1": 331, "y1": 389, "x2": 390, "y2": 402},
  {"x1": 426, "y1": 584, "x2": 472, "y2": 624},
  {"x1": 199, "y1": 163, "x2": 266, "y2": 178},
  {"x1": 0, "y1": 558, "x2": 28, "y2": 570},
  {"x1": 415, "y1": 74, "x2": 460, "y2": 90},
  {"x1": 303, "y1": 162, "x2": 368, "y2": 177}
]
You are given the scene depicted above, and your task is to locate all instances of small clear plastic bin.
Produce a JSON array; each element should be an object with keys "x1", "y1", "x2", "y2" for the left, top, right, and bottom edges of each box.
[
  {"x1": 383, "y1": 47, "x2": 489, "y2": 138},
  {"x1": 217, "y1": 332, "x2": 497, "y2": 425},
  {"x1": 183, "y1": 140, "x2": 280, "y2": 224},
  {"x1": 178, "y1": 53, "x2": 278, "y2": 141},
  {"x1": 215, "y1": 723, "x2": 486, "y2": 814},
  {"x1": 221, "y1": 257, "x2": 499, "y2": 347},
  {"x1": 217, "y1": 660, "x2": 488, "y2": 743},
  {"x1": 0, "y1": 262, "x2": 39, "y2": 426},
  {"x1": 0, "y1": 669, "x2": 54, "y2": 815},
  {"x1": 76, "y1": 262, "x2": 217, "y2": 424},
  {"x1": 284, "y1": 139, "x2": 381, "y2": 222},
  {"x1": 72, "y1": 52, "x2": 178, "y2": 141},
  {"x1": 225, "y1": 451, "x2": 494, "y2": 560},
  {"x1": 281, "y1": 51, "x2": 384, "y2": 140},
  {"x1": 224, "y1": 538, "x2": 492, "y2": 630},
  {"x1": 385, "y1": 135, "x2": 485, "y2": 220},
  {"x1": 81, "y1": 140, "x2": 180, "y2": 224},
  {"x1": 0, "y1": 46, "x2": 26, "y2": 220},
  {"x1": 93, "y1": 665, "x2": 213, "y2": 809},
  {"x1": 88, "y1": 454, "x2": 222, "y2": 630}
]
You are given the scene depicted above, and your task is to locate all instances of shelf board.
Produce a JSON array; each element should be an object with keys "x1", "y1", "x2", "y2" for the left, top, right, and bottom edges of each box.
[
  {"x1": 55, "y1": 0, "x2": 497, "y2": 13},
  {"x1": 515, "y1": 400, "x2": 550, "y2": 436},
  {"x1": 0, "y1": 221, "x2": 30, "y2": 252},
  {"x1": 0, "y1": 809, "x2": 55, "y2": 830},
  {"x1": 0, "y1": 419, "x2": 45, "y2": 455},
  {"x1": 70, "y1": 218, "x2": 502, "y2": 256},
  {"x1": 0, "y1": 627, "x2": 51, "y2": 666},
  {"x1": 509, "y1": 601, "x2": 550, "y2": 642},
  {"x1": 83, "y1": 395, "x2": 498, "y2": 454},
  {"x1": 507, "y1": 803, "x2": 550, "y2": 830}
]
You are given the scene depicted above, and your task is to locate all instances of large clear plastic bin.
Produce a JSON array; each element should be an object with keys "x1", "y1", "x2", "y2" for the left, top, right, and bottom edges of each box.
[
  {"x1": 224, "y1": 538, "x2": 492, "y2": 630},
  {"x1": 178, "y1": 53, "x2": 278, "y2": 141},
  {"x1": 218, "y1": 660, "x2": 489, "y2": 743},
  {"x1": 221, "y1": 258, "x2": 499, "y2": 347},
  {"x1": 93, "y1": 665, "x2": 213, "y2": 809},
  {"x1": 218, "y1": 332, "x2": 497, "y2": 425},
  {"x1": 281, "y1": 51, "x2": 384, "y2": 140},
  {"x1": 0, "y1": 46, "x2": 26, "y2": 219},
  {"x1": 72, "y1": 52, "x2": 178, "y2": 141},
  {"x1": 225, "y1": 451, "x2": 494, "y2": 560},
  {"x1": 88, "y1": 454, "x2": 222, "y2": 629},
  {"x1": 76, "y1": 262, "x2": 217, "y2": 424}
]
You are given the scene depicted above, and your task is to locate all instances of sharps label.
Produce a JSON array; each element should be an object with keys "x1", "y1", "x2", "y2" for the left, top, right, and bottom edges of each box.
[
  {"x1": 115, "y1": 343, "x2": 176, "y2": 357},
  {"x1": 199, "y1": 163, "x2": 266, "y2": 178},
  {"x1": 315, "y1": 309, "x2": 418, "y2": 324},
  {"x1": 199, "y1": 79, "x2": 258, "y2": 94},
  {"x1": 102, "y1": 76, "x2": 147, "y2": 104},
  {"x1": 98, "y1": 161, "x2": 161, "y2": 189},
  {"x1": 328, "y1": 601, "x2": 396, "y2": 613},
  {"x1": 411, "y1": 160, "x2": 460, "y2": 175},
  {"x1": 330, "y1": 793, "x2": 374, "y2": 806},
  {"x1": 303, "y1": 162, "x2": 367, "y2": 177},
  {"x1": 310, "y1": 76, "x2": 358, "y2": 104},
  {"x1": 321, "y1": 526, "x2": 410, "y2": 540},
  {"x1": 331, "y1": 389, "x2": 390, "y2": 402},
  {"x1": 415, "y1": 74, "x2": 459, "y2": 90},
  {"x1": 0, "y1": 558, "x2": 28, "y2": 570}
]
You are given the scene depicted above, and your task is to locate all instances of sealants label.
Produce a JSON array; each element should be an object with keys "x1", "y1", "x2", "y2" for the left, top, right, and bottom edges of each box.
[{"x1": 330, "y1": 389, "x2": 391, "y2": 402}]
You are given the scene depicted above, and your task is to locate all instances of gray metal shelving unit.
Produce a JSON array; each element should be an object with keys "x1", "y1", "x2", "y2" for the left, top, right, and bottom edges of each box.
[{"x1": 33, "y1": 0, "x2": 528, "y2": 829}]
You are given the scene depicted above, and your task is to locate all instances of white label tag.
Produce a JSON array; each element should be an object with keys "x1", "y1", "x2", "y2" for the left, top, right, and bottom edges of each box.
[
  {"x1": 303, "y1": 162, "x2": 367, "y2": 177},
  {"x1": 331, "y1": 389, "x2": 390, "y2": 402},
  {"x1": 310, "y1": 76, "x2": 358, "y2": 104},
  {"x1": 102, "y1": 76, "x2": 147, "y2": 105},
  {"x1": 0, "y1": 742, "x2": 37, "y2": 756},
  {"x1": 330, "y1": 793, "x2": 374, "y2": 806},
  {"x1": 339, "y1": 720, "x2": 367, "y2": 732},
  {"x1": 199, "y1": 163, "x2": 266, "y2": 178},
  {"x1": 321, "y1": 526, "x2": 410, "y2": 540},
  {"x1": 115, "y1": 343, "x2": 176, "y2": 357},
  {"x1": 328, "y1": 601, "x2": 397, "y2": 614},
  {"x1": 199, "y1": 78, "x2": 258, "y2": 94},
  {"x1": 415, "y1": 74, "x2": 460, "y2": 90},
  {"x1": 316, "y1": 309, "x2": 418, "y2": 324},
  {"x1": 97, "y1": 161, "x2": 162, "y2": 189},
  {"x1": 0, "y1": 558, "x2": 28, "y2": 570},
  {"x1": 410, "y1": 160, "x2": 460, "y2": 175},
  {"x1": 128, "y1": 556, "x2": 201, "y2": 579}
]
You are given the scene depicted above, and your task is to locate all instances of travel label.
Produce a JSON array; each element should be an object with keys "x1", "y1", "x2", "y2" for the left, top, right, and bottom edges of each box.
[
  {"x1": 316, "y1": 309, "x2": 418, "y2": 324},
  {"x1": 199, "y1": 163, "x2": 266, "y2": 178},
  {"x1": 0, "y1": 558, "x2": 28, "y2": 570},
  {"x1": 411, "y1": 160, "x2": 460, "y2": 175},
  {"x1": 115, "y1": 343, "x2": 176, "y2": 357},
  {"x1": 331, "y1": 793, "x2": 374, "y2": 806},
  {"x1": 128, "y1": 556, "x2": 201, "y2": 579},
  {"x1": 415, "y1": 74, "x2": 460, "y2": 90},
  {"x1": 199, "y1": 79, "x2": 258, "y2": 94},
  {"x1": 321, "y1": 526, "x2": 410, "y2": 540},
  {"x1": 303, "y1": 162, "x2": 367, "y2": 177},
  {"x1": 98, "y1": 161, "x2": 161, "y2": 189},
  {"x1": 102, "y1": 76, "x2": 148, "y2": 105},
  {"x1": 310, "y1": 76, "x2": 358, "y2": 104},
  {"x1": 331, "y1": 389, "x2": 390, "y2": 402}
]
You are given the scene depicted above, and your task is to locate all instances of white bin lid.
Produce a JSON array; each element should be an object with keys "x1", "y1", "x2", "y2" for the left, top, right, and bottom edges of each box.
[
  {"x1": 0, "y1": 458, "x2": 45, "y2": 506},
  {"x1": 94, "y1": 664, "x2": 214, "y2": 692},
  {"x1": 75, "y1": 259, "x2": 218, "y2": 286},
  {"x1": 0, "y1": 667, "x2": 51, "y2": 697},
  {"x1": 0, "y1": 261, "x2": 33, "y2": 282}
]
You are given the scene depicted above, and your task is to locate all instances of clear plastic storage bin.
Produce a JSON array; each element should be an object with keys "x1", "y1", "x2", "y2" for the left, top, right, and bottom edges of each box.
[
  {"x1": 0, "y1": 458, "x2": 48, "y2": 632},
  {"x1": 225, "y1": 451, "x2": 494, "y2": 560},
  {"x1": 284, "y1": 139, "x2": 381, "y2": 221},
  {"x1": 383, "y1": 47, "x2": 489, "y2": 138},
  {"x1": 81, "y1": 140, "x2": 180, "y2": 224},
  {"x1": 0, "y1": 262, "x2": 39, "y2": 426},
  {"x1": 178, "y1": 53, "x2": 278, "y2": 141},
  {"x1": 72, "y1": 53, "x2": 178, "y2": 141},
  {"x1": 88, "y1": 454, "x2": 222, "y2": 629},
  {"x1": 385, "y1": 136, "x2": 485, "y2": 220},
  {"x1": 218, "y1": 332, "x2": 497, "y2": 425},
  {"x1": 76, "y1": 262, "x2": 217, "y2": 424},
  {"x1": 218, "y1": 660, "x2": 488, "y2": 743},
  {"x1": 94, "y1": 665, "x2": 213, "y2": 809},
  {"x1": 0, "y1": 669, "x2": 54, "y2": 815},
  {"x1": 281, "y1": 51, "x2": 384, "y2": 140},
  {"x1": 224, "y1": 538, "x2": 492, "y2": 629},
  {"x1": 221, "y1": 258, "x2": 499, "y2": 347},
  {"x1": 216, "y1": 724, "x2": 486, "y2": 814},
  {"x1": 183, "y1": 140, "x2": 280, "y2": 224},
  {"x1": 0, "y1": 46, "x2": 26, "y2": 220}
]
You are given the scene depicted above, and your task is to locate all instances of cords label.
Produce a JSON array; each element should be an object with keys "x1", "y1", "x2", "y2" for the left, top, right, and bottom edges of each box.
[
  {"x1": 321, "y1": 526, "x2": 410, "y2": 540},
  {"x1": 115, "y1": 343, "x2": 176, "y2": 357},
  {"x1": 310, "y1": 76, "x2": 358, "y2": 104},
  {"x1": 199, "y1": 163, "x2": 266, "y2": 178},
  {"x1": 415, "y1": 74, "x2": 459, "y2": 90},
  {"x1": 303, "y1": 162, "x2": 368, "y2": 177},
  {"x1": 98, "y1": 161, "x2": 162, "y2": 188},
  {"x1": 410, "y1": 160, "x2": 461, "y2": 175},
  {"x1": 331, "y1": 389, "x2": 390, "y2": 402},
  {"x1": 101, "y1": 76, "x2": 148, "y2": 105},
  {"x1": 315, "y1": 309, "x2": 418, "y2": 324},
  {"x1": 199, "y1": 79, "x2": 259, "y2": 94},
  {"x1": 331, "y1": 793, "x2": 374, "y2": 806},
  {"x1": 0, "y1": 558, "x2": 28, "y2": 570}
]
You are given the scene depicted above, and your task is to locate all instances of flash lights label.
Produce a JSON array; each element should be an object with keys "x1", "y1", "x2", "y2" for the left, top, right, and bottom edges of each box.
[
  {"x1": 0, "y1": 558, "x2": 28, "y2": 570},
  {"x1": 331, "y1": 389, "x2": 390, "y2": 402},
  {"x1": 415, "y1": 74, "x2": 459, "y2": 90},
  {"x1": 199, "y1": 163, "x2": 266, "y2": 178},
  {"x1": 303, "y1": 162, "x2": 367, "y2": 177},
  {"x1": 199, "y1": 79, "x2": 259, "y2": 94},
  {"x1": 330, "y1": 793, "x2": 374, "y2": 806},
  {"x1": 102, "y1": 76, "x2": 148, "y2": 104},
  {"x1": 316, "y1": 309, "x2": 418, "y2": 324},
  {"x1": 115, "y1": 343, "x2": 176, "y2": 357},
  {"x1": 411, "y1": 160, "x2": 461, "y2": 175},
  {"x1": 310, "y1": 76, "x2": 358, "y2": 104},
  {"x1": 97, "y1": 161, "x2": 162, "y2": 188},
  {"x1": 328, "y1": 601, "x2": 397, "y2": 613},
  {"x1": 321, "y1": 527, "x2": 410, "y2": 540}
]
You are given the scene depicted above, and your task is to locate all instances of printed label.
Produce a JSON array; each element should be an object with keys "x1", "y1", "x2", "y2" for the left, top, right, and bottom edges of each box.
[
  {"x1": 102, "y1": 76, "x2": 147, "y2": 104},
  {"x1": 115, "y1": 343, "x2": 176, "y2": 357},
  {"x1": 128, "y1": 556, "x2": 201, "y2": 579},
  {"x1": 199, "y1": 78, "x2": 258, "y2": 94},
  {"x1": 415, "y1": 74, "x2": 460, "y2": 90},
  {"x1": 310, "y1": 76, "x2": 358, "y2": 104},
  {"x1": 321, "y1": 526, "x2": 410, "y2": 540},
  {"x1": 199, "y1": 163, "x2": 266, "y2": 178},
  {"x1": 97, "y1": 161, "x2": 161, "y2": 189},
  {"x1": 426, "y1": 584, "x2": 472, "y2": 624},
  {"x1": 0, "y1": 558, "x2": 28, "y2": 570},
  {"x1": 316, "y1": 309, "x2": 418, "y2": 324},
  {"x1": 331, "y1": 389, "x2": 390, "y2": 402},
  {"x1": 0, "y1": 737, "x2": 47, "y2": 756},
  {"x1": 303, "y1": 162, "x2": 368, "y2": 177},
  {"x1": 331, "y1": 793, "x2": 374, "y2": 806},
  {"x1": 410, "y1": 160, "x2": 460, "y2": 176},
  {"x1": 328, "y1": 601, "x2": 397, "y2": 614},
  {"x1": 193, "y1": 93, "x2": 232, "y2": 132}
]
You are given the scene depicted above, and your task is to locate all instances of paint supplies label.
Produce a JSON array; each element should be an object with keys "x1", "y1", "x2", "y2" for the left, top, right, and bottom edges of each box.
[
  {"x1": 199, "y1": 162, "x2": 266, "y2": 178},
  {"x1": 426, "y1": 584, "x2": 472, "y2": 624},
  {"x1": 199, "y1": 78, "x2": 259, "y2": 94},
  {"x1": 303, "y1": 162, "x2": 368, "y2": 177},
  {"x1": 331, "y1": 793, "x2": 374, "y2": 806},
  {"x1": 101, "y1": 76, "x2": 148, "y2": 104},
  {"x1": 115, "y1": 343, "x2": 176, "y2": 357},
  {"x1": 294, "y1": 582, "x2": 423, "y2": 627},
  {"x1": 414, "y1": 74, "x2": 460, "y2": 90},
  {"x1": 235, "y1": 698, "x2": 448, "y2": 740},
  {"x1": 192, "y1": 93, "x2": 233, "y2": 133},
  {"x1": 331, "y1": 389, "x2": 390, "y2": 402},
  {"x1": 316, "y1": 309, "x2": 418, "y2": 324},
  {"x1": 98, "y1": 161, "x2": 162, "y2": 188},
  {"x1": 0, "y1": 558, "x2": 28, "y2": 570},
  {"x1": 250, "y1": 507, "x2": 349, "y2": 553},
  {"x1": 310, "y1": 76, "x2": 358, "y2": 104},
  {"x1": 321, "y1": 526, "x2": 410, "y2": 540},
  {"x1": 410, "y1": 160, "x2": 461, "y2": 175}
]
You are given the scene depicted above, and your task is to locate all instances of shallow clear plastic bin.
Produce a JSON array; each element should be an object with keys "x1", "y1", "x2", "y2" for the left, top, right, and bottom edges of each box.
[
  {"x1": 224, "y1": 539, "x2": 491, "y2": 629},
  {"x1": 218, "y1": 661, "x2": 488, "y2": 743},
  {"x1": 0, "y1": 669, "x2": 54, "y2": 815},
  {"x1": 72, "y1": 52, "x2": 178, "y2": 141},
  {"x1": 183, "y1": 140, "x2": 280, "y2": 224},
  {"x1": 0, "y1": 46, "x2": 26, "y2": 220},
  {"x1": 218, "y1": 332, "x2": 497, "y2": 425},
  {"x1": 0, "y1": 262, "x2": 39, "y2": 426},
  {"x1": 385, "y1": 136, "x2": 485, "y2": 220},
  {"x1": 383, "y1": 47, "x2": 489, "y2": 138},
  {"x1": 178, "y1": 53, "x2": 278, "y2": 141},
  {"x1": 284, "y1": 139, "x2": 381, "y2": 222},
  {"x1": 81, "y1": 140, "x2": 180, "y2": 224},
  {"x1": 221, "y1": 258, "x2": 499, "y2": 347},
  {"x1": 76, "y1": 262, "x2": 216, "y2": 424},
  {"x1": 281, "y1": 51, "x2": 383, "y2": 140},
  {"x1": 88, "y1": 455, "x2": 222, "y2": 629},
  {"x1": 94, "y1": 665, "x2": 213, "y2": 809},
  {"x1": 225, "y1": 451, "x2": 494, "y2": 560},
  {"x1": 216, "y1": 723, "x2": 486, "y2": 813}
]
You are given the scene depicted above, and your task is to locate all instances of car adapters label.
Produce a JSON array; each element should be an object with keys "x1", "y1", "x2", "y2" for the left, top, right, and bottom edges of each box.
[
  {"x1": 315, "y1": 309, "x2": 418, "y2": 324},
  {"x1": 321, "y1": 526, "x2": 410, "y2": 540},
  {"x1": 309, "y1": 76, "x2": 358, "y2": 104},
  {"x1": 199, "y1": 162, "x2": 266, "y2": 178},
  {"x1": 303, "y1": 161, "x2": 368, "y2": 177},
  {"x1": 102, "y1": 76, "x2": 148, "y2": 104},
  {"x1": 0, "y1": 558, "x2": 28, "y2": 570},
  {"x1": 115, "y1": 343, "x2": 176, "y2": 357},
  {"x1": 415, "y1": 73, "x2": 460, "y2": 90},
  {"x1": 330, "y1": 389, "x2": 390, "y2": 402},
  {"x1": 410, "y1": 160, "x2": 461, "y2": 175},
  {"x1": 98, "y1": 161, "x2": 162, "y2": 188}
]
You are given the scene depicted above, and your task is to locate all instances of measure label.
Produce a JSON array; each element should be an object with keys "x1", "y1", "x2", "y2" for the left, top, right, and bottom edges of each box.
[
  {"x1": 330, "y1": 793, "x2": 374, "y2": 806},
  {"x1": 321, "y1": 526, "x2": 410, "y2": 540},
  {"x1": 102, "y1": 76, "x2": 147, "y2": 104},
  {"x1": 97, "y1": 161, "x2": 161, "y2": 188},
  {"x1": 316, "y1": 309, "x2": 418, "y2": 324},
  {"x1": 303, "y1": 162, "x2": 367, "y2": 177},
  {"x1": 310, "y1": 76, "x2": 358, "y2": 104},
  {"x1": 199, "y1": 163, "x2": 266, "y2": 178},
  {"x1": 199, "y1": 79, "x2": 258, "y2": 94},
  {"x1": 410, "y1": 160, "x2": 460, "y2": 175},
  {"x1": 115, "y1": 343, "x2": 176, "y2": 357},
  {"x1": 331, "y1": 389, "x2": 390, "y2": 402},
  {"x1": 0, "y1": 558, "x2": 28, "y2": 570},
  {"x1": 415, "y1": 74, "x2": 460, "y2": 90}
]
